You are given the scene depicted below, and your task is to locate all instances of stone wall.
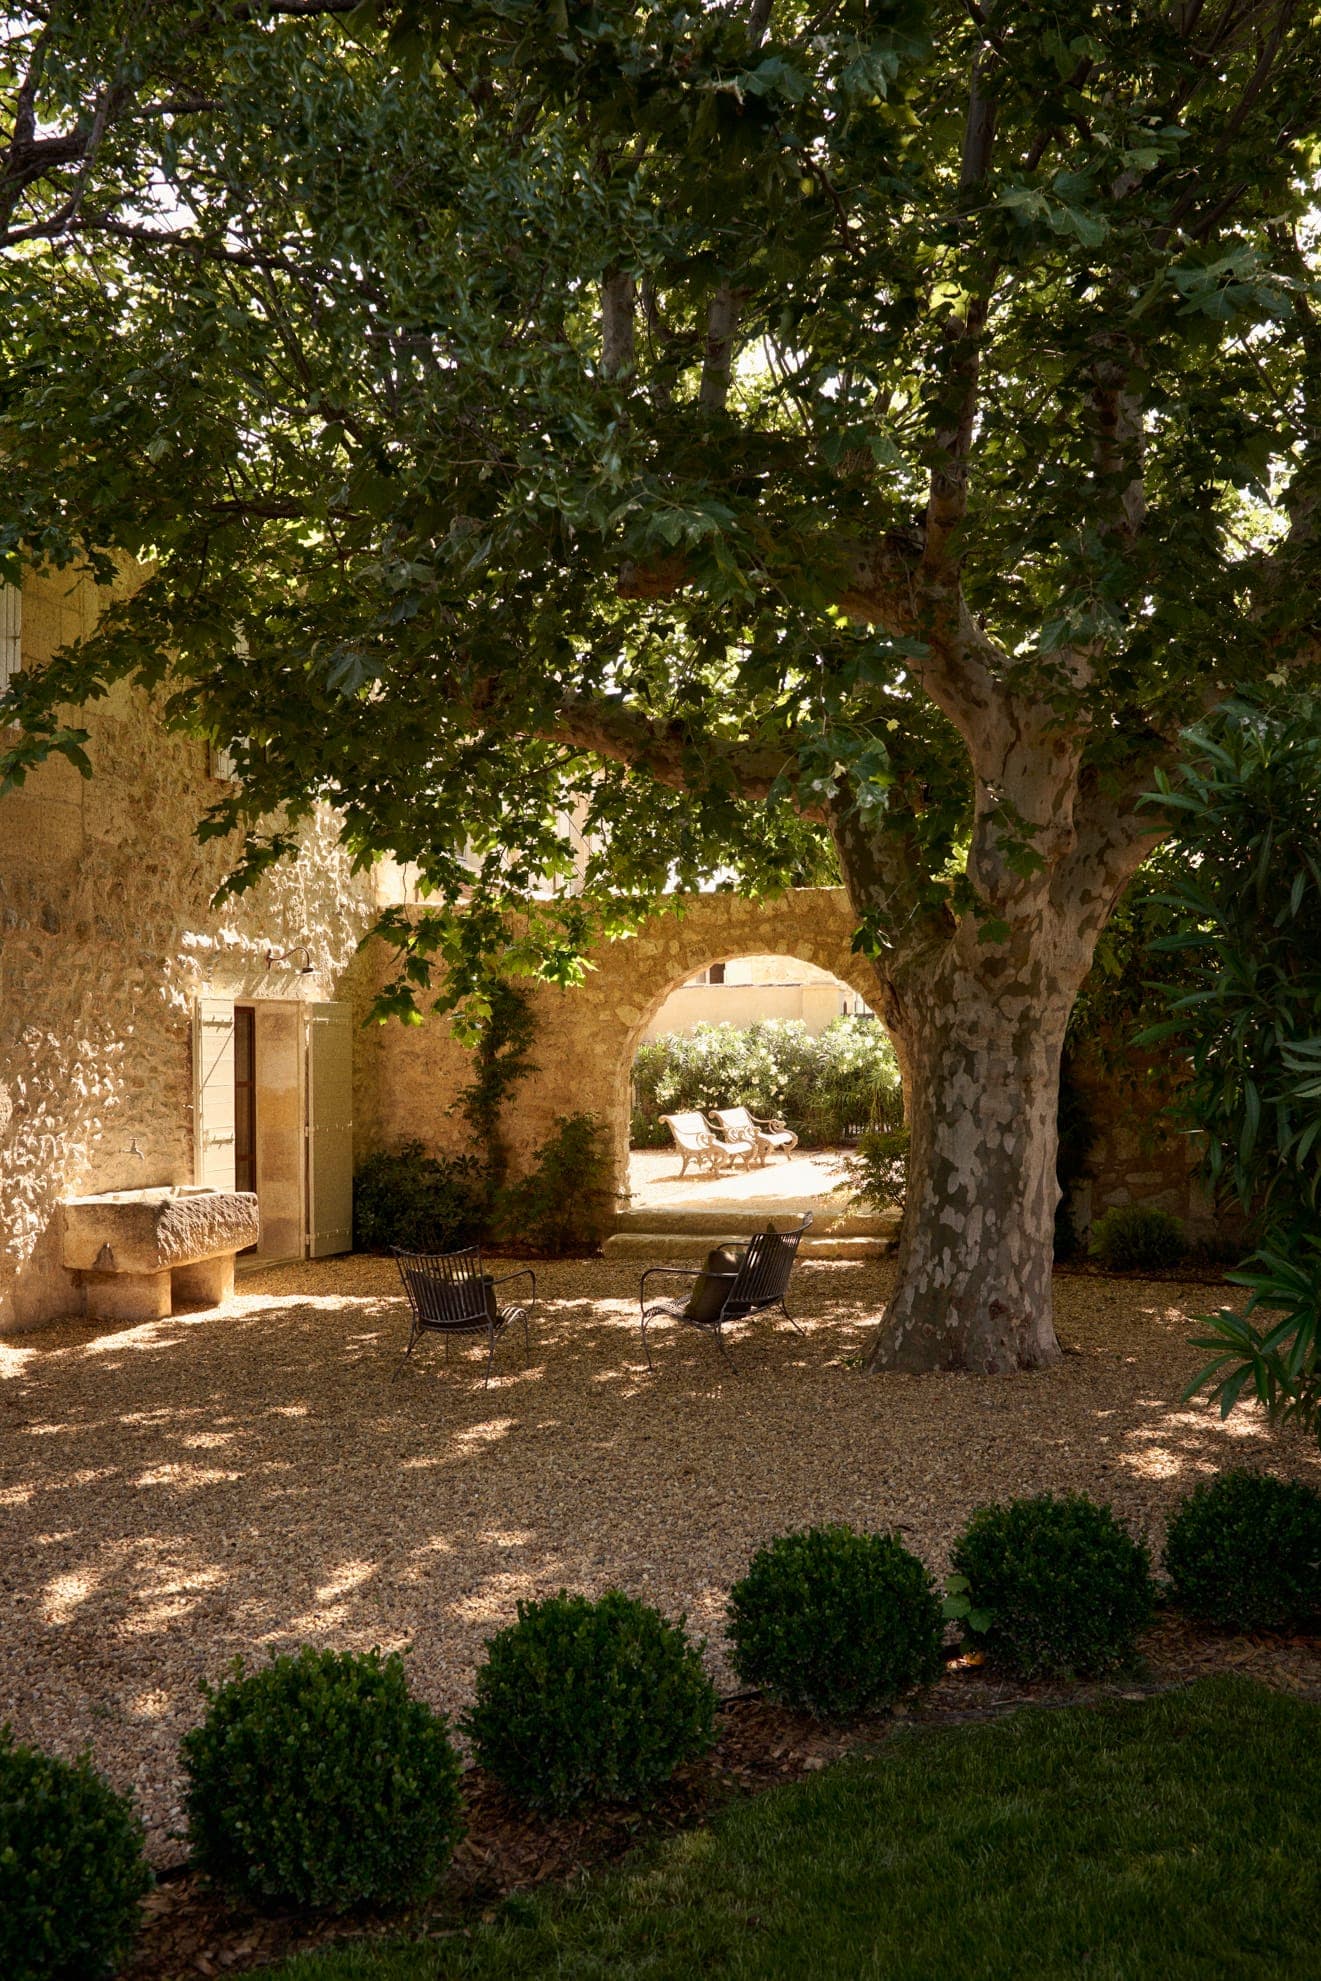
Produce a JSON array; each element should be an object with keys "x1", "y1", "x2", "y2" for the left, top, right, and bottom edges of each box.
[
  {"x1": 1065, "y1": 1054, "x2": 1229, "y2": 1246},
  {"x1": 360, "y1": 890, "x2": 1221, "y2": 1242},
  {"x1": 0, "y1": 569, "x2": 379, "y2": 1329},
  {"x1": 357, "y1": 888, "x2": 887, "y2": 1210}
]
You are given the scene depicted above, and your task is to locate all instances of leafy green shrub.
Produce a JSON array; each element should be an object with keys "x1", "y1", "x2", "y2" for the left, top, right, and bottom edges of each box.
[
  {"x1": 182, "y1": 1648, "x2": 462, "y2": 1911},
  {"x1": 353, "y1": 1141, "x2": 488, "y2": 1252},
  {"x1": 631, "y1": 1017, "x2": 902, "y2": 1149},
  {"x1": 726, "y1": 1525, "x2": 943, "y2": 1720},
  {"x1": 0, "y1": 1728, "x2": 151, "y2": 1981},
  {"x1": 1088, "y1": 1204, "x2": 1187, "y2": 1272},
  {"x1": 1164, "y1": 1471, "x2": 1321, "y2": 1632},
  {"x1": 492, "y1": 1112, "x2": 613, "y2": 1253},
  {"x1": 838, "y1": 1127, "x2": 909, "y2": 1215},
  {"x1": 1141, "y1": 696, "x2": 1321, "y2": 1439},
  {"x1": 948, "y1": 1494, "x2": 1156, "y2": 1679},
  {"x1": 463, "y1": 1591, "x2": 716, "y2": 1812}
]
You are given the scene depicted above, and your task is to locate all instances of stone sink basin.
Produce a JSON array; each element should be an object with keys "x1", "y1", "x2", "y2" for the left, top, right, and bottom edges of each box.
[{"x1": 61, "y1": 1186, "x2": 260, "y2": 1322}]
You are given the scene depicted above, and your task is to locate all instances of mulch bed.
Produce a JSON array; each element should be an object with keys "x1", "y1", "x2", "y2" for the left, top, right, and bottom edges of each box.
[{"x1": 124, "y1": 1615, "x2": 1321, "y2": 1981}]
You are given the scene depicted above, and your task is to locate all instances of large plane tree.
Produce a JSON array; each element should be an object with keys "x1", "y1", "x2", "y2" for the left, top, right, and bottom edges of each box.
[{"x1": 4, "y1": 2, "x2": 1321, "y2": 1373}]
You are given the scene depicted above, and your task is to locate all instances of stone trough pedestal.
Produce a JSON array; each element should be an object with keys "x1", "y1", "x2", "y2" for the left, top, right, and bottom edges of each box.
[{"x1": 61, "y1": 1187, "x2": 260, "y2": 1323}]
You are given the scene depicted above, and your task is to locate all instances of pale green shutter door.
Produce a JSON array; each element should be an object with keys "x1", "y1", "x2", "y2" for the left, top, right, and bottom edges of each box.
[
  {"x1": 0, "y1": 585, "x2": 21, "y2": 696},
  {"x1": 306, "y1": 1003, "x2": 353, "y2": 1257},
  {"x1": 194, "y1": 997, "x2": 237, "y2": 1191}
]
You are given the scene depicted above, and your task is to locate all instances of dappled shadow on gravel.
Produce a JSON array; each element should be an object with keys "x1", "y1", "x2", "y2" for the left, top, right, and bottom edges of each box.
[{"x1": 2, "y1": 1254, "x2": 1317, "y2": 1873}]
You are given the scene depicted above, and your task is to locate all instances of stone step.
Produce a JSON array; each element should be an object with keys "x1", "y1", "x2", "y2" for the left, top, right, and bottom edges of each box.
[
  {"x1": 611, "y1": 1205, "x2": 898, "y2": 1239},
  {"x1": 601, "y1": 1231, "x2": 895, "y2": 1263}
]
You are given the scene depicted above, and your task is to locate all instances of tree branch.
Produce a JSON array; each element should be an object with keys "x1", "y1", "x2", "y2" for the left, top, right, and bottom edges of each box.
[
  {"x1": 545, "y1": 692, "x2": 818, "y2": 813},
  {"x1": 698, "y1": 283, "x2": 740, "y2": 411},
  {"x1": 601, "y1": 268, "x2": 636, "y2": 377}
]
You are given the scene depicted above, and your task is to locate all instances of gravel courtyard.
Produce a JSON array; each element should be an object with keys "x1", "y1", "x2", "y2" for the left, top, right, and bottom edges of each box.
[{"x1": 2, "y1": 1254, "x2": 1318, "y2": 1866}]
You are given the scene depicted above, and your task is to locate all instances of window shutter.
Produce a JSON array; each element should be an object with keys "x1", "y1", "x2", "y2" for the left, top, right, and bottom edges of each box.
[
  {"x1": 209, "y1": 742, "x2": 238, "y2": 782},
  {"x1": 194, "y1": 997, "x2": 237, "y2": 1191},
  {"x1": 0, "y1": 585, "x2": 21, "y2": 697},
  {"x1": 306, "y1": 1003, "x2": 353, "y2": 1257}
]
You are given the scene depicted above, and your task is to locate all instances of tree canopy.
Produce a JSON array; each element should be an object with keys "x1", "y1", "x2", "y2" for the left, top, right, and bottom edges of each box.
[
  {"x1": 5, "y1": 1, "x2": 1321, "y2": 1368},
  {"x1": 5, "y1": 4, "x2": 1319, "y2": 968}
]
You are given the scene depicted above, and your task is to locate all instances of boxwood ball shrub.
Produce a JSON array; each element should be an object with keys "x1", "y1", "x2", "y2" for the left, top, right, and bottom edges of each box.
[
  {"x1": 1088, "y1": 1204, "x2": 1187, "y2": 1272},
  {"x1": 950, "y1": 1494, "x2": 1156, "y2": 1679},
  {"x1": 0, "y1": 1727, "x2": 151, "y2": 1981},
  {"x1": 182, "y1": 1647, "x2": 462, "y2": 1911},
  {"x1": 463, "y1": 1590, "x2": 716, "y2": 1813},
  {"x1": 1164, "y1": 1470, "x2": 1321, "y2": 1632},
  {"x1": 726, "y1": 1525, "x2": 943, "y2": 1720}
]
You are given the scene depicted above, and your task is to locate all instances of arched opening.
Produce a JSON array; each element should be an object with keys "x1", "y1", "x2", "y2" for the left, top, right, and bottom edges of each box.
[
  {"x1": 616, "y1": 944, "x2": 901, "y2": 1221},
  {"x1": 435, "y1": 888, "x2": 902, "y2": 1226}
]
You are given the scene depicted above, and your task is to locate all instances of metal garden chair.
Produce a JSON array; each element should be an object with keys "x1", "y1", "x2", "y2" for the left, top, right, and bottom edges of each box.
[
  {"x1": 638, "y1": 1213, "x2": 813, "y2": 1371},
  {"x1": 392, "y1": 1245, "x2": 534, "y2": 1385}
]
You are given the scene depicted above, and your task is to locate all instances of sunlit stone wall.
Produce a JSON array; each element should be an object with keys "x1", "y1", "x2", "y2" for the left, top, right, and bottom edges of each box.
[
  {"x1": 0, "y1": 569, "x2": 378, "y2": 1330},
  {"x1": 355, "y1": 889, "x2": 888, "y2": 1219},
  {"x1": 360, "y1": 892, "x2": 1217, "y2": 1245}
]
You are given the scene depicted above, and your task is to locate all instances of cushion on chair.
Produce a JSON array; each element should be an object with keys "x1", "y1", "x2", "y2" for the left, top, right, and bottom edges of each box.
[
  {"x1": 405, "y1": 1268, "x2": 499, "y2": 1325},
  {"x1": 684, "y1": 1245, "x2": 746, "y2": 1323}
]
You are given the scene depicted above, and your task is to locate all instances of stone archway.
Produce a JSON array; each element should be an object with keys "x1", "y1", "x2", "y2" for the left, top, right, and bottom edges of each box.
[{"x1": 510, "y1": 888, "x2": 883, "y2": 1207}]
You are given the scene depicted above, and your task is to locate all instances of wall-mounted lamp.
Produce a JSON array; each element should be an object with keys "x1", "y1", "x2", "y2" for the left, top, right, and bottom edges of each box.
[{"x1": 265, "y1": 944, "x2": 316, "y2": 975}]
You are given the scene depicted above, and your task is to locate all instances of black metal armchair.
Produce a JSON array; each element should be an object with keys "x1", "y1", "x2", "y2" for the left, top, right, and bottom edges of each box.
[
  {"x1": 638, "y1": 1213, "x2": 813, "y2": 1371},
  {"x1": 392, "y1": 1245, "x2": 535, "y2": 1385}
]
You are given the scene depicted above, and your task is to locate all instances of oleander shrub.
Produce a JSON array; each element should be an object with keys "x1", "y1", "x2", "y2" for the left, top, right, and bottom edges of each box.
[
  {"x1": 463, "y1": 1591, "x2": 716, "y2": 1812},
  {"x1": 948, "y1": 1494, "x2": 1156, "y2": 1679},
  {"x1": 631, "y1": 1017, "x2": 903, "y2": 1149},
  {"x1": 353, "y1": 1142, "x2": 489, "y2": 1253},
  {"x1": 0, "y1": 1727, "x2": 151, "y2": 1981},
  {"x1": 182, "y1": 1648, "x2": 462, "y2": 1911},
  {"x1": 726, "y1": 1525, "x2": 943, "y2": 1720},
  {"x1": 1164, "y1": 1471, "x2": 1321, "y2": 1631},
  {"x1": 1088, "y1": 1204, "x2": 1187, "y2": 1272}
]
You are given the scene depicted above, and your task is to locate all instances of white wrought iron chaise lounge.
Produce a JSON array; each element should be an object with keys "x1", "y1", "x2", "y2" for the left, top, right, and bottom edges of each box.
[
  {"x1": 707, "y1": 1106, "x2": 799, "y2": 1165},
  {"x1": 660, "y1": 1110, "x2": 757, "y2": 1176}
]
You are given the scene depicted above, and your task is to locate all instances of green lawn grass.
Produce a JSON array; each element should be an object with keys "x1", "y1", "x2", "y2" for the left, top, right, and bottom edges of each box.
[{"x1": 264, "y1": 1678, "x2": 1320, "y2": 1981}]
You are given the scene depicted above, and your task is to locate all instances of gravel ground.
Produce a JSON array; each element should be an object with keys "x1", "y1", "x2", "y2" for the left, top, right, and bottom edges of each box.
[{"x1": 2, "y1": 1254, "x2": 1318, "y2": 1866}]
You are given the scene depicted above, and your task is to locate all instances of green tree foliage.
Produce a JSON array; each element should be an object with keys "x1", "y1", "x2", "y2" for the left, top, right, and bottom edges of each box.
[
  {"x1": 631, "y1": 1016, "x2": 902, "y2": 1146},
  {"x1": 1142, "y1": 695, "x2": 1321, "y2": 1441},
  {"x1": 6, "y1": 3, "x2": 1321, "y2": 1369}
]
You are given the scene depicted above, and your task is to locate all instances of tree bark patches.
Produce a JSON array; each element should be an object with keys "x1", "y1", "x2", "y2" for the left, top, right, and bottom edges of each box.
[{"x1": 864, "y1": 973, "x2": 1071, "y2": 1375}]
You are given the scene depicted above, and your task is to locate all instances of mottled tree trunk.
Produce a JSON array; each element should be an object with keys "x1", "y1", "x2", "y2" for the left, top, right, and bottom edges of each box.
[{"x1": 867, "y1": 946, "x2": 1077, "y2": 1373}]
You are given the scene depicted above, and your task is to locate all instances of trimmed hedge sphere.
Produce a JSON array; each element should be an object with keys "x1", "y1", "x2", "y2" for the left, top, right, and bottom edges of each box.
[
  {"x1": 726, "y1": 1524, "x2": 944, "y2": 1720},
  {"x1": 950, "y1": 1493, "x2": 1156, "y2": 1679},
  {"x1": 1088, "y1": 1204, "x2": 1186, "y2": 1272},
  {"x1": 0, "y1": 1727, "x2": 151, "y2": 1981},
  {"x1": 182, "y1": 1647, "x2": 462, "y2": 1911},
  {"x1": 463, "y1": 1590, "x2": 716, "y2": 1812},
  {"x1": 1164, "y1": 1470, "x2": 1321, "y2": 1631}
]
